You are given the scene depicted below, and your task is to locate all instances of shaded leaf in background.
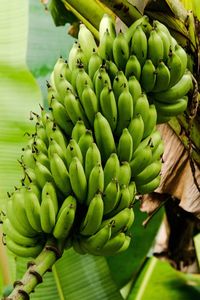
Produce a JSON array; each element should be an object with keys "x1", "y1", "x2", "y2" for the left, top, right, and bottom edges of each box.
[
  {"x1": 128, "y1": 257, "x2": 200, "y2": 300},
  {"x1": 106, "y1": 201, "x2": 164, "y2": 288}
]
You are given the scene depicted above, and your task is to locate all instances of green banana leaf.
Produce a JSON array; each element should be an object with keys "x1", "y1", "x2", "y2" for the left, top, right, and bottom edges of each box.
[{"x1": 128, "y1": 257, "x2": 200, "y2": 300}]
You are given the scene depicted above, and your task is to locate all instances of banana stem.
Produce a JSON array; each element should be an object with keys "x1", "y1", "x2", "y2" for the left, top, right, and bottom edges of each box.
[
  {"x1": 6, "y1": 238, "x2": 64, "y2": 300},
  {"x1": 98, "y1": 0, "x2": 142, "y2": 26}
]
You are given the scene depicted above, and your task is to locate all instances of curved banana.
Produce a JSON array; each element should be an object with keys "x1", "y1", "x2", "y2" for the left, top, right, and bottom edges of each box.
[
  {"x1": 105, "y1": 60, "x2": 119, "y2": 82},
  {"x1": 86, "y1": 163, "x2": 104, "y2": 205},
  {"x1": 75, "y1": 67, "x2": 94, "y2": 101},
  {"x1": 125, "y1": 15, "x2": 150, "y2": 43},
  {"x1": 22, "y1": 147, "x2": 35, "y2": 169},
  {"x1": 117, "y1": 128, "x2": 133, "y2": 162},
  {"x1": 78, "y1": 129, "x2": 94, "y2": 162},
  {"x1": 78, "y1": 23, "x2": 97, "y2": 63},
  {"x1": 166, "y1": 50, "x2": 183, "y2": 88},
  {"x1": 128, "y1": 76, "x2": 142, "y2": 109},
  {"x1": 69, "y1": 157, "x2": 87, "y2": 204},
  {"x1": 99, "y1": 232, "x2": 126, "y2": 256},
  {"x1": 141, "y1": 59, "x2": 156, "y2": 92},
  {"x1": 5, "y1": 236, "x2": 43, "y2": 258},
  {"x1": 128, "y1": 114, "x2": 144, "y2": 154},
  {"x1": 118, "y1": 162, "x2": 131, "y2": 187},
  {"x1": 65, "y1": 138, "x2": 83, "y2": 168},
  {"x1": 128, "y1": 181, "x2": 136, "y2": 203},
  {"x1": 113, "y1": 185, "x2": 131, "y2": 214},
  {"x1": 113, "y1": 71, "x2": 128, "y2": 101},
  {"x1": 174, "y1": 44, "x2": 187, "y2": 77},
  {"x1": 94, "y1": 67, "x2": 112, "y2": 100},
  {"x1": 134, "y1": 160, "x2": 162, "y2": 185},
  {"x1": 143, "y1": 104, "x2": 157, "y2": 139},
  {"x1": 148, "y1": 29, "x2": 164, "y2": 66},
  {"x1": 125, "y1": 55, "x2": 141, "y2": 80},
  {"x1": 42, "y1": 182, "x2": 58, "y2": 214},
  {"x1": 53, "y1": 201, "x2": 76, "y2": 240},
  {"x1": 2, "y1": 218, "x2": 38, "y2": 247},
  {"x1": 137, "y1": 175, "x2": 161, "y2": 194},
  {"x1": 153, "y1": 61, "x2": 170, "y2": 92},
  {"x1": 40, "y1": 188, "x2": 57, "y2": 233},
  {"x1": 154, "y1": 26, "x2": 171, "y2": 61},
  {"x1": 80, "y1": 193, "x2": 104, "y2": 236},
  {"x1": 99, "y1": 13, "x2": 116, "y2": 41},
  {"x1": 85, "y1": 142, "x2": 102, "y2": 180},
  {"x1": 103, "y1": 178, "x2": 120, "y2": 215},
  {"x1": 88, "y1": 50, "x2": 103, "y2": 80},
  {"x1": 134, "y1": 93, "x2": 150, "y2": 125},
  {"x1": 130, "y1": 145, "x2": 152, "y2": 177},
  {"x1": 113, "y1": 30, "x2": 129, "y2": 71},
  {"x1": 24, "y1": 189, "x2": 42, "y2": 233},
  {"x1": 153, "y1": 73, "x2": 193, "y2": 103},
  {"x1": 99, "y1": 29, "x2": 114, "y2": 61},
  {"x1": 154, "y1": 97, "x2": 188, "y2": 116},
  {"x1": 115, "y1": 84, "x2": 134, "y2": 136},
  {"x1": 81, "y1": 84, "x2": 99, "y2": 127},
  {"x1": 94, "y1": 112, "x2": 116, "y2": 164},
  {"x1": 50, "y1": 153, "x2": 72, "y2": 196},
  {"x1": 151, "y1": 139, "x2": 164, "y2": 161},
  {"x1": 100, "y1": 84, "x2": 117, "y2": 132},
  {"x1": 103, "y1": 153, "x2": 120, "y2": 188},
  {"x1": 71, "y1": 120, "x2": 86, "y2": 143},
  {"x1": 131, "y1": 25, "x2": 147, "y2": 66},
  {"x1": 48, "y1": 138, "x2": 67, "y2": 167}
]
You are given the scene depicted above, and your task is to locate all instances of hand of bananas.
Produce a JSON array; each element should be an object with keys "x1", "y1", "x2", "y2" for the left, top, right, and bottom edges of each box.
[{"x1": 2, "y1": 14, "x2": 193, "y2": 259}]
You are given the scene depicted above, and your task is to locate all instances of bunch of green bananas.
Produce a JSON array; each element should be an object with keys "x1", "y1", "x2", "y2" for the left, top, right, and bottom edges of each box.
[{"x1": 4, "y1": 14, "x2": 192, "y2": 259}]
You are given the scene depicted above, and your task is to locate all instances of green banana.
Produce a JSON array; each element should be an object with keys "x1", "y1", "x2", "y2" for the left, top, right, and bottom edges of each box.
[
  {"x1": 141, "y1": 59, "x2": 156, "y2": 92},
  {"x1": 125, "y1": 55, "x2": 141, "y2": 80},
  {"x1": 115, "y1": 84, "x2": 134, "y2": 136},
  {"x1": 47, "y1": 124, "x2": 68, "y2": 151},
  {"x1": 153, "y1": 73, "x2": 193, "y2": 103},
  {"x1": 5, "y1": 236, "x2": 43, "y2": 258},
  {"x1": 103, "y1": 153, "x2": 120, "y2": 188},
  {"x1": 69, "y1": 157, "x2": 87, "y2": 204},
  {"x1": 154, "y1": 26, "x2": 171, "y2": 61},
  {"x1": 50, "y1": 153, "x2": 72, "y2": 196},
  {"x1": 148, "y1": 29, "x2": 164, "y2": 66},
  {"x1": 143, "y1": 104, "x2": 157, "y2": 139},
  {"x1": 53, "y1": 198, "x2": 76, "y2": 240},
  {"x1": 71, "y1": 120, "x2": 86, "y2": 142},
  {"x1": 137, "y1": 175, "x2": 161, "y2": 194},
  {"x1": 153, "y1": 20, "x2": 173, "y2": 47},
  {"x1": 101, "y1": 207, "x2": 132, "y2": 236},
  {"x1": 174, "y1": 44, "x2": 188, "y2": 77},
  {"x1": 134, "y1": 93, "x2": 150, "y2": 125},
  {"x1": 131, "y1": 25, "x2": 147, "y2": 66},
  {"x1": 80, "y1": 193, "x2": 104, "y2": 236},
  {"x1": 64, "y1": 88, "x2": 89, "y2": 126},
  {"x1": 103, "y1": 178, "x2": 120, "y2": 215},
  {"x1": 49, "y1": 98, "x2": 74, "y2": 137},
  {"x1": 86, "y1": 163, "x2": 104, "y2": 205},
  {"x1": 88, "y1": 50, "x2": 103, "y2": 80},
  {"x1": 94, "y1": 67, "x2": 111, "y2": 100},
  {"x1": 94, "y1": 112, "x2": 116, "y2": 164},
  {"x1": 2, "y1": 218, "x2": 38, "y2": 247},
  {"x1": 42, "y1": 182, "x2": 58, "y2": 214},
  {"x1": 134, "y1": 160, "x2": 162, "y2": 185},
  {"x1": 118, "y1": 162, "x2": 131, "y2": 186},
  {"x1": 113, "y1": 71, "x2": 128, "y2": 101},
  {"x1": 24, "y1": 189, "x2": 42, "y2": 233},
  {"x1": 115, "y1": 235, "x2": 131, "y2": 254},
  {"x1": 75, "y1": 67, "x2": 94, "y2": 101},
  {"x1": 130, "y1": 145, "x2": 152, "y2": 177},
  {"x1": 34, "y1": 152, "x2": 50, "y2": 170},
  {"x1": 81, "y1": 224, "x2": 112, "y2": 254},
  {"x1": 154, "y1": 97, "x2": 188, "y2": 116},
  {"x1": 99, "y1": 13, "x2": 116, "y2": 41},
  {"x1": 105, "y1": 60, "x2": 119, "y2": 82},
  {"x1": 117, "y1": 128, "x2": 133, "y2": 162},
  {"x1": 128, "y1": 181, "x2": 136, "y2": 203},
  {"x1": 99, "y1": 29, "x2": 114, "y2": 61},
  {"x1": 113, "y1": 30, "x2": 129, "y2": 71},
  {"x1": 78, "y1": 23, "x2": 97, "y2": 63},
  {"x1": 68, "y1": 43, "x2": 87, "y2": 70},
  {"x1": 128, "y1": 114, "x2": 144, "y2": 154},
  {"x1": 40, "y1": 189, "x2": 56, "y2": 234},
  {"x1": 100, "y1": 84, "x2": 117, "y2": 132},
  {"x1": 78, "y1": 130, "x2": 94, "y2": 161},
  {"x1": 97, "y1": 232, "x2": 126, "y2": 256},
  {"x1": 81, "y1": 84, "x2": 99, "y2": 126},
  {"x1": 153, "y1": 61, "x2": 171, "y2": 92},
  {"x1": 48, "y1": 138, "x2": 67, "y2": 167},
  {"x1": 112, "y1": 185, "x2": 131, "y2": 215},
  {"x1": 85, "y1": 142, "x2": 102, "y2": 180},
  {"x1": 166, "y1": 50, "x2": 183, "y2": 87},
  {"x1": 128, "y1": 76, "x2": 142, "y2": 109},
  {"x1": 22, "y1": 147, "x2": 36, "y2": 169},
  {"x1": 151, "y1": 139, "x2": 164, "y2": 161},
  {"x1": 65, "y1": 138, "x2": 83, "y2": 168},
  {"x1": 125, "y1": 15, "x2": 150, "y2": 43}
]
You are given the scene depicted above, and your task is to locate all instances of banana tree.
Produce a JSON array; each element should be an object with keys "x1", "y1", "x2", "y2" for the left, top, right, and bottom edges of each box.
[{"x1": 0, "y1": 0, "x2": 200, "y2": 299}]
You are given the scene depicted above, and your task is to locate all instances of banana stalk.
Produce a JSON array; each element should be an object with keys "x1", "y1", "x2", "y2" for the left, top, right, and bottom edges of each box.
[{"x1": 7, "y1": 238, "x2": 65, "y2": 299}]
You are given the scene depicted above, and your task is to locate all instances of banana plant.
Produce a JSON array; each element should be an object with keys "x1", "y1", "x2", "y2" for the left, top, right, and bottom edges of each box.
[{"x1": 0, "y1": 0, "x2": 200, "y2": 299}]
